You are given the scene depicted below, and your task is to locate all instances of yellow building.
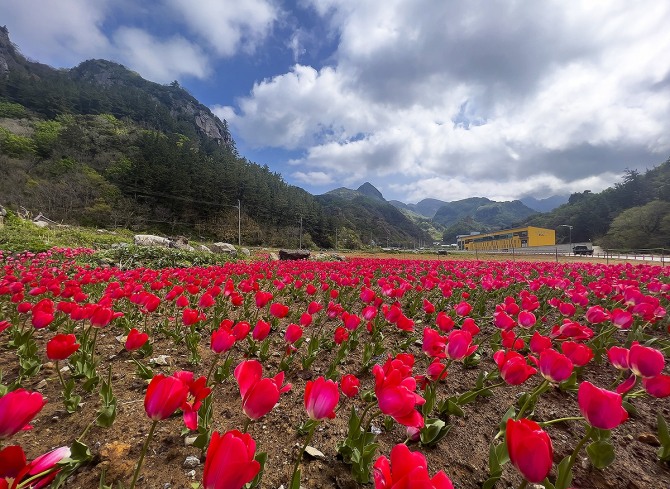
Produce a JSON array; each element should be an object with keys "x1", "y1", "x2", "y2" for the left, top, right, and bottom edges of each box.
[{"x1": 457, "y1": 226, "x2": 555, "y2": 251}]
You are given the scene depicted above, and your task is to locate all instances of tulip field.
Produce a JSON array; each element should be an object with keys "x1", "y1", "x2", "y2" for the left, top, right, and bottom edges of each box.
[{"x1": 1, "y1": 248, "x2": 670, "y2": 489}]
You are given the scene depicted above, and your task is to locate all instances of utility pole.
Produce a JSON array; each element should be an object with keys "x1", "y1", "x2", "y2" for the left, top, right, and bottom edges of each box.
[
  {"x1": 299, "y1": 216, "x2": 303, "y2": 249},
  {"x1": 237, "y1": 199, "x2": 241, "y2": 247}
]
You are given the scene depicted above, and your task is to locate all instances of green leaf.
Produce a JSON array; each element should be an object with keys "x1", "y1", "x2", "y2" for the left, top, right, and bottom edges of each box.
[
  {"x1": 586, "y1": 440, "x2": 615, "y2": 469},
  {"x1": 246, "y1": 452, "x2": 267, "y2": 488},
  {"x1": 554, "y1": 455, "x2": 573, "y2": 489},
  {"x1": 289, "y1": 468, "x2": 301, "y2": 489},
  {"x1": 657, "y1": 414, "x2": 670, "y2": 461},
  {"x1": 420, "y1": 418, "x2": 451, "y2": 447},
  {"x1": 482, "y1": 476, "x2": 501, "y2": 489}
]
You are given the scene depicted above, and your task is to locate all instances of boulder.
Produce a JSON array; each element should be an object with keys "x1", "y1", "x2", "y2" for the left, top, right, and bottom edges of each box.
[
  {"x1": 210, "y1": 242, "x2": 237, "y2": 254},
  {"x1": 279, "y1": 249, "x2": 311, "y2": 260},
  {"x1": 170, "y1": 236, "x2": 194, "y2": 251},
  {"x1": 240, "y1": 247, "x2": 251, "y2": 257},
  {"x1": 134, "y1": 234, "x2": 171, "y2": 248},
  {"x1": 197, "y1": 244, "x2": 212, "y2": 253},
  {"x1": 269, "y1": 252, "x2": 279, "y2": 261}
]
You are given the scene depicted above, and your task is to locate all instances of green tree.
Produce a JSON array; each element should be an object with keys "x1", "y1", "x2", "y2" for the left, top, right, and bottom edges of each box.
[{"x1": 600, "y1": 200, "x2": 670, "y2": 249}]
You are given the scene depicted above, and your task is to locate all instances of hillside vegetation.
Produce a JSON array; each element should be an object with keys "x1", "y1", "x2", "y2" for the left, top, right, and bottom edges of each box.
[{"x1": 0, "y1": 28, "x2": 427, "y2": 249}]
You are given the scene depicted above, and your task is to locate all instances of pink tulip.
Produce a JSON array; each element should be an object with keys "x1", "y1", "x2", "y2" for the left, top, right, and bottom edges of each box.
[
  {"x1": 611, "y1": 308, "x2": 633, "y2": 329},
  {"x1": 578, "y1": 381, "x2": 628, "y2": 430},
  {"x1": 518, "y1": 311, "x2": 537, "y2": 328},
  {"x1": 304, "y1": 377, "x2": 339, "y2": 420},
  {"x1": 422, "y1": 328, "x2": 447, "y2": 359},
  {"x1": 252, "y1": 319, "x2": 271, "y2": 341},
  {"x1": 0, "y1": 389, "x2": 46, "y2": 439},
  {"x1": 607, "y1": 346, "x2": 630, "y2": 370},
  {"x1": 538, "y1": 349, "x2": 573, "y2": 383},
  {"x1": 629, "y1": 343, "x2": 665, "y2": 378},
  {"x1": 446, "y1": 330, "x2": 478, "y2": 361},
  {"x1": 529, "y1": 331, "x2": 552, "y2": 354},
  {"x1": 506, "y1": 418, "x2": 553, "y2": 483}
]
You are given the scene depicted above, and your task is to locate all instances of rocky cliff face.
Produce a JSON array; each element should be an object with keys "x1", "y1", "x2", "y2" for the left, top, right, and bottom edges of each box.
[{"x1": 0, "y1": 27, "x2": 233, "y2": 148}]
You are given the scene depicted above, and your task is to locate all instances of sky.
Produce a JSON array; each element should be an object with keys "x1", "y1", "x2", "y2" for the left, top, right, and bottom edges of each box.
[{"x1": 3, "y1": 1, "x2": 670, "y2": 204}]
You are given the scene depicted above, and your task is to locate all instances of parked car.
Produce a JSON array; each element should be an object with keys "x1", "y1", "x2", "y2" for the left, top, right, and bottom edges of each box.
[{"x1": 572, "y1": 245, "x2": 593, "y2": 255}]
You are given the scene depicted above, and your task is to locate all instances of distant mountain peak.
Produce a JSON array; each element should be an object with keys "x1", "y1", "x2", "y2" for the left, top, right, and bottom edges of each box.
[{"x1": 357, "y1": 182, "x2": 385, "y2": 201}]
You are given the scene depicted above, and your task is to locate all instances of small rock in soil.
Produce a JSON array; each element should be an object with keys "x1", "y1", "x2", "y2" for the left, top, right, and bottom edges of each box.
[
  {"x1": 150, "y1": 355, "x2": 170, "y2": 365},
  {"x1": 638, "y1": 432, "x2": 661, "y2": 446},
  {"x1": 183, "y1": 455, "x2": 200, "y2": 469},
  {"x1": 184, "y1": 436, "x2": 198, "y2": 446},
  {"x1": 304, "y1": 446, "x2": 325, "y2": 460},
  {"x1": 36, "y1": 379, "x2": 47, "y2": 389},
  {"x1": 187, "y1": 469, "x2": 196, "y2": 478}
]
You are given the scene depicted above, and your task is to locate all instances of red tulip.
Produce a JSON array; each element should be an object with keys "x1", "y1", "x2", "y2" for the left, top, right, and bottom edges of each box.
[
  {"x1": 362, "y1": 305, "x2": 377, "y2": 321},
  {"x1": 506, "y1": 418, "x2": 553, "y2": 483},
  {"x1": 373, "y1": 357, "x2": 425, "y2": 428},
  {"x1": 0, "y1": 389, "x2": 46, "y2": 439},
  {"x1": 426, "y1": 359, "x2": 448, "y2": 382},
  {"x1": 341, "y1": 374, "x2": 360, "y2": 398},
  {"x1": 182, "y1": 308, "x2": 203, "y2": 326},
  {"x1": 373, "y1": 443, "x2": 453, "y2": 489},
  {"x1": 125, "y1": 328, "x2": 149, "y2": 351},
  {"x1": 299, "y1": 312, "x2": 313, "y2": 327},
  {"x1": 334, "y1": 326, "x2": 349, "y2": 345},
  {"x1": 0, "y1": 320, "x2": 10, "y2": 333},
  {"x1": 0, "y1": 445, "x2": 26, "y2": 479},
  {"x1": 461, "y1": 317, "x2": 480, "y2": 336},
  {"x1": 233, "y1": 321, "x2": 251, "y2": 340},
  {"x1": 493, "y1": 350, "x2": 537, "y2": 385},
  {"x1": 585, "y1": 305, "x2": 610, "y2": 324},
  {"x1": 144, "y1": 374, "x2": 189, "y2": 421},
  {"x1": 174, "y1": 371, "x2": 211, "y2": 430},
  {"x1": 643, "y1": 374, "x2": 670, "y2": 398},
  {"x1": 578, "y1": 381, "x2": 628, "y2": 430},
  {"x1": 529, "y1": 331, "x2": 552, "y2": 354},
  {"x1": 46, "y1": 333, "x2": 80, "y2": 360},
  {"x1": 11, "y1": 445, "x2": 70, "y2": 489},
  {"x1": 435, "y1": 312, "x2": 454, "y2": 332},
  {"x1": 307, "y1": 301, "x2": 323, "y2": 314},
  {"x1": 422, "y1": 299, "x2": 435, "y2": 314},
  {"x1": 454, "y1": 301, "x2": 472, "y2": 316},
  {"x1": 254, "y1": 291, "x2": 273, "y2": 308},
  {"x1": 629, "y1": 342, "x2": 665, "y2": 378},
  {"x1": 493, "y1": 310, "x2": 516, "y2": 330},
  {"x1": 211, "y1": 328, "x2": 235, "y2": 353},
  {"x1": 234, "y1": 360, "x2": 291, "y2": 420},
  {"x1": 252, "y1": 319, "x2": 271, "y2": 341},
  {"x1": 561, "y1": 341, "x2": 593, "y2": 367},
  {"x1": 304, "y1": 377, "x2": 339, "y2": 420},
  {"x1": 269, "y1": 302, "x2": 289, "y2": 318},
  {"x1": 285, "y1": 323, "x2": 303, "y2": 344},
  {"x1": 203, "y1": 430, "x2": 260, "y2": 489},
  {"x1": 90, "y1": 305, "x2": 114, "y2": 327},
  {"x1": 538, "y1": 349, "x2": 573, "y2": 383},
  {"x1": 422, "y1": 328, "x2": 447, "y2": 359}
]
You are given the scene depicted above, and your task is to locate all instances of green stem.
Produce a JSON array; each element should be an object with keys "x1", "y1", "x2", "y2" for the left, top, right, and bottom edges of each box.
[
  {"x1": 242, "y1": 417, "x2": 253, "y2": 434},
  {"x1": 129, "y1": 420, "x2": 158, "y2": 489},
  {"x1": 538, "y1": 416, "x2": 585, "y2": 427},
  {"x1": 516, "y1": 379, "x2": 549, "y2": 420},
  {"x1": 16, "y1": 468, "x2": 58, "y2": 488},
  {"x1": 55, "y1": 360, "x2": 66, "y2": 390},
  {"x1": 290, "y1": 420, "x2": 319, "y2": 487},
  {"x1": 354, "y1": 402, "x2": 378, "y2": 434},
  {"x1": 563, "y1": 425, "x2": 595, "y2": 481},
  {"x1": 363, "y1": 409, "x2": 383, "y2": 434},
  {"x1": 206, "y1": 355, "x2": 220, "y2": 386},
  {"x1": 517, "y1": 480, "x2": 528, "y2": 489}
]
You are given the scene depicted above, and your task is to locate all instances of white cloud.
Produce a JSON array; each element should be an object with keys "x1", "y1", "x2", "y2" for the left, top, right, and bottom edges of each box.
[
  {"x1": 113, "y1": 28, "x2": 210, "y2": 83},
  {"x1": 228, "y1": 0, "x2": 670, "y2": 201},
  {"x1": 165, "y1": 0, "x2": 278, "y2": 56},
  {"x1": 292, "y1": 171, "x2": 334, "y2": 186},
  {"x1": 2, "y1": 0, "x2": 112, "y2": 67}
]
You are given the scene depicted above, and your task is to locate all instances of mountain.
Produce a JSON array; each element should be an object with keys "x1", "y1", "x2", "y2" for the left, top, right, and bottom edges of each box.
[
  {"x1": 389, "y1": 198, "x2": 448, "y2": 218},
  {"x1": 520, "y1": 195, "x2": 569, "y2": 212},
  {"x1": 356, "y1": 182, "x2": 385, "y2": 201},
  {"x1": 433, "y1": 198, "x2": 538, "y2": 243},
  {"x1": 0, "y1": 27, "x2": 429, "y2": 249}
]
